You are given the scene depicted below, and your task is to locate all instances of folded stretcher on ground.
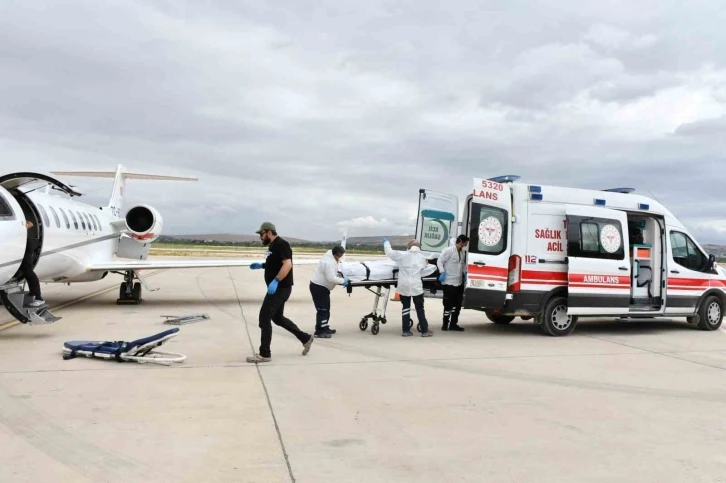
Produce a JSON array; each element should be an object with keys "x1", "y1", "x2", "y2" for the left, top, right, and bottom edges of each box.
[{"x1": 62, "y1": 327, "x2": 186, "y2": 365}]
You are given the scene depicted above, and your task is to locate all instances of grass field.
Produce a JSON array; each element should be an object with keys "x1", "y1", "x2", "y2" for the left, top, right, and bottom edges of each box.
[{"x1": 149, "y1": 243, "x2": 385, "y2": 257}]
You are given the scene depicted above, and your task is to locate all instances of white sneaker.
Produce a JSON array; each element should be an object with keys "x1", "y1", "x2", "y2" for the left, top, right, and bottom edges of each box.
[{"x1": 28, "y1": 299, "x2": 46, "y2": 308}]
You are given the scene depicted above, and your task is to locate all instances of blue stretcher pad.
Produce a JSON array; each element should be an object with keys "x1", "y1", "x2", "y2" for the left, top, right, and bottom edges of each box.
[{"x1": 62, "y1": 328, "x2": 186, "y2": 365}]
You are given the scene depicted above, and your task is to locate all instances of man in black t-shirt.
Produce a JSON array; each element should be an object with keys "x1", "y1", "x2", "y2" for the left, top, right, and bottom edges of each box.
[{"x1": 246, "y1": 222, "x2": 313, "y2": 363}]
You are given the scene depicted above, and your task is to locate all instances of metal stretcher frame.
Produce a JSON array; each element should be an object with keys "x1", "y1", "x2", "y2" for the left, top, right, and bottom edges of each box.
[{"x1": 345, "y1": 277, "x2": 440, "y2": 335}]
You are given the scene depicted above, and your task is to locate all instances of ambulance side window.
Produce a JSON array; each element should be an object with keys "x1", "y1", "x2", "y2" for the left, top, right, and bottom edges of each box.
[
  {"x1": 469, "y1": 203, "x2": 507, "y2": 255},
  {"x1": 580, "y1": 222, "x2": 599, "y2": 252},
  {"x1": 567, "y1": 216, "x2": 625, "y2": 260},
  {"x1": 670, "y1": 231, "x2": 708, "y2": 272}
]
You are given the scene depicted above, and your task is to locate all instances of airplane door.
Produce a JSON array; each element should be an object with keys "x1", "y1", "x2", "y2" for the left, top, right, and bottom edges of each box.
[
  {"x1": 465, "y1": 178, "x2": 514, "y2": 309},
  {"x1": 415, "y1": 189, "x2": 459, "y2": 256},
  {"x1": 565, "y1": 204, "x2": 631, "y2": 316},
  {"x1": 0, "y1": 186, "x2": 28, "y2": 285}
]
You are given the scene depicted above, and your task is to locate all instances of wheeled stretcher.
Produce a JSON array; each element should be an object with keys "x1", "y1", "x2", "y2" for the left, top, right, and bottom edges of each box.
[
  {"x1": 339, "y1": 260, "x2": 441, "y2": 335},
  {"x1": 62, "y1": 328, "x2": 186, "y2": 365}
]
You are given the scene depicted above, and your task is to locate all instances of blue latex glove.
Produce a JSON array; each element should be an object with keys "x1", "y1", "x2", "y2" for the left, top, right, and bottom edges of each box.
[
  {"x1": 250, "y1": 263, "x2": 263, "y2": 270},
  {"x1": 342, "y1": 278, "x2": 350, "y2": 288},
  {"x1": 382, "y1": 237, "x2": 388, "y2": 244},
  {"x1": 267, "y1": 279, "x2": 279, "y2": 295},
  {"x1": 438, "y1": 273, "x2": 446, "y2": 282}
]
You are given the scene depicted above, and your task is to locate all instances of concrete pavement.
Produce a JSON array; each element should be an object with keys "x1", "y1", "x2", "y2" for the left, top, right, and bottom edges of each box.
[{"x1": 1, "y1": 261, "x2": 726, "y2": 482}]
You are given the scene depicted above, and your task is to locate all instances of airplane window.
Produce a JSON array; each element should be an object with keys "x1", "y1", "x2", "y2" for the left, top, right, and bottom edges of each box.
[
  {"x1": 58, "y1": 207, "x2": 70, "y2": 229},
  {"x1": 48, "y1": 206, "x2": 61, "y2": 228},
  {"x1": 38, "y1": 204, "x2": 50, "y2": 226},
  {"x1": 77, "y1": 211, "x2": 86, "y2": 230},
  {"x1": 69, "y1": 210, "x2": 79, "y2": 229},
  {"x1": 93, "y1": 214, "x2": 102, "y2": 231},
  {"x1": 83, "y1": 213, "x2": 94, "y2": 231},
  {"x1": 0, "y1": 194, "x2": 14, "y2": 219}
]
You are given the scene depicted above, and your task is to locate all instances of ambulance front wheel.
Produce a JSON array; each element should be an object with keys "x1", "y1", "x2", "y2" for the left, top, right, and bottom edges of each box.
[
  {"x1": 540, "y1": 296, "x2": 577, "y2": 336},
  {"x1": 696, "y1": 295, "x2": 723, "y2": 331}
]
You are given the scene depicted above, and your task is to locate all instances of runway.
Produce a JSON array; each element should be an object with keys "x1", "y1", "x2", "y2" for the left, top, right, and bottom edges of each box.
[{"x1": 1, "y1": 260, "x2": 726, "y2": 482}]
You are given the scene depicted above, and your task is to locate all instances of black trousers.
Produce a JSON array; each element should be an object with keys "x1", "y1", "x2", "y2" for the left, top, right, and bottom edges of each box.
[
  {"x1": 443, "y1": 283, "x2": 465, "y2": 326},
  {"x1": 401, "y1": 294, "x2": 428, "y2": 333},
  {"x1": 309, "y1": 282, "x2": 331, "y2": 333},
  {"x1": 258, "y1": 286, "x2": 310, "y2": 358},
  {"x1": 20, "y1": 259, "x2": 42, "y2": 299}
]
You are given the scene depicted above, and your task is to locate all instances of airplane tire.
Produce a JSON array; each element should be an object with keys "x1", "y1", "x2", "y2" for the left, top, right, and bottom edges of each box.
[
  {"x1": 119, "y1": 283, "x2": 128, "y2": 300},
  {"x1": 696, "y1": 295, "x2": 723, "y2": 331},
  {"x1": 132, "y1": 282, "x2": 142, "y2": 303},
  {"x1": 540, "y1": 296, "x2": 577, "y2": 336}
]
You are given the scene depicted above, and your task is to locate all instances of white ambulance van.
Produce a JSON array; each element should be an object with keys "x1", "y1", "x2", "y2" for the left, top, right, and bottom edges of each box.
[{"x1": 415, "y1": 176, "x2": 726, "y2": 336}]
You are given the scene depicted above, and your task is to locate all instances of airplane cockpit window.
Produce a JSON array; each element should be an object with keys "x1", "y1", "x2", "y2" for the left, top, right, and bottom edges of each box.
[
  {"x1": 38, "y1": 204, "x2": 50, "y2": 227},
  {"x1": 69, "y1": 210, "x2": 79, "y2": 229},
  {"x1": 59, "y1": 207, "x2": 70, "y2": 229},
  {"x1": 0, "y1": 194, "x2": 14, "y2": 220},
  {"x1": 49, "y1": 206, "x2": 61, "y2": 228}
]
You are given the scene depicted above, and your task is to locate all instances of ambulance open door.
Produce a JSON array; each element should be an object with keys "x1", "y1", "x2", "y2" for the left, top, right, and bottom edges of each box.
[
  {"x1": 415, "y1": 189, "x2": 459, "y2": 256},
  {"x1": 464, "y1": 178, "x2": 513, "y2": 309},
  {"x1": 565, "y1": 204, "x2": 631, "y2": 316}
]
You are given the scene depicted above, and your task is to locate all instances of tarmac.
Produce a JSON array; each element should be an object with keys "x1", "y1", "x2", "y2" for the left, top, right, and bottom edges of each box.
[{"x1": 2, "y1": 260, "x2": 726, "y2": 482}]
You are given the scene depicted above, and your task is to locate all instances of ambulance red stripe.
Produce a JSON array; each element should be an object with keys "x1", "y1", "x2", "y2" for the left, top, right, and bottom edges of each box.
[{"x1": 467, "y1": 265, "x2": 508, "y2": 277}]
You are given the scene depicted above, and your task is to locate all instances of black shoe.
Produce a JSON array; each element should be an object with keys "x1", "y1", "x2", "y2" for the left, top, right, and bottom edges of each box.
[
  {"x1": 326, "y1": 328, "x2": 337, "y2": 334},
  {"x1": 449, "y1": 324, "x2": 465, "y2": 331},
  {"x1": 314, "y1": 331, "x2": 332, "y2": 338}
]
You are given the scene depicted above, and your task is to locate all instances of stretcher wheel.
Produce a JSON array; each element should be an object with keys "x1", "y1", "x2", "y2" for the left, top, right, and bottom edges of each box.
[
  {"x1": 381, "y1": 317, "x2": 387, "y2": 325},
  {"x1": 416, "y1": 323, "x2": 422, "y2": 333},
  {"x1": 371, "y1": 324, "x2": 380, "y2": 335},
  {"x1": 359, "y1": 319, "x2": 368, "y2": 331},
  {"x1": 408, "y1": 321, "x2": 413, "y2": 330}
]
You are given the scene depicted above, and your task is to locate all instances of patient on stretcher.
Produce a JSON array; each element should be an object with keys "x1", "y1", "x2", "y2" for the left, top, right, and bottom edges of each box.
[{"x1": 338, "y1": 259, "x2": 437, "y2": 282}]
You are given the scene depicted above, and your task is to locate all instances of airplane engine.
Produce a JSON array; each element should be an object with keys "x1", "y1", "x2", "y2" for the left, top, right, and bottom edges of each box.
[{"x1": 125, "y1": 204, "x2": 163, "y2": 242}]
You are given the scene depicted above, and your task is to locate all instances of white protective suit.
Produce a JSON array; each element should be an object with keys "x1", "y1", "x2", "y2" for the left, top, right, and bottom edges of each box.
[
  {"x1": 436, "y1": 245, "x2": 466, "y2": 286},
  {"x1": 310, "y1": 250, "x2": 346, "y2": 290},
  {"x1": 383, "y1": 240, "x2": 437, "y2": 297}
]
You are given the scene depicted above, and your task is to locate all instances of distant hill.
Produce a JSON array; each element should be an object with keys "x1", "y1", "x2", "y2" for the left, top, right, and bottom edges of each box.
[
  {"x1": 161, "y1": 233, "x2": 310, "y2": 243},
  {"x1": 345, "y1": 236, "x2": 413, "y2": 247}
]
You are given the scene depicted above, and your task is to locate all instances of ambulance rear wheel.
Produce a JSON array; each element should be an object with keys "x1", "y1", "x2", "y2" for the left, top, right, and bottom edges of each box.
[
  {"x1": 486, "y1": 311, "x2": 514, "y2": 324},
  {"x1": 696, "y1": 295, "x2": 723, "y2": 331},
  {"x1": 540, "y1": 296, "x2": 576, "y2": 336}
]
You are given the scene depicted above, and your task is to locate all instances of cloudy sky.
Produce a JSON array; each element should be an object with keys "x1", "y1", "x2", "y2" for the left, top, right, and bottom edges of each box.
[{"x1": 1, "y1": 1, "x2": 725, "y2": 242}]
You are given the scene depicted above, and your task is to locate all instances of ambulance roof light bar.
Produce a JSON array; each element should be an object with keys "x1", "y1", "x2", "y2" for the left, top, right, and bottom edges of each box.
[
  {"x1": 488, "y1": 175, "x2": 521, "y2": 184},
  {"x1": 602, "y1": 187, "x2": 635, "y2": 194}
]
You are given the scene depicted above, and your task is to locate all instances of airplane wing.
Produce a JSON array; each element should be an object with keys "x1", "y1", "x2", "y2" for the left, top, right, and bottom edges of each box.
[{"x1": 87, "y1": 258, "x2": 320, "y2": 271}]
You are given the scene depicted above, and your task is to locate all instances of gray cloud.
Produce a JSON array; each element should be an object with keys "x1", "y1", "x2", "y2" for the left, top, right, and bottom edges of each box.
[{"x1": 1, "y1": 0, "x2": 725, "y2": 243}]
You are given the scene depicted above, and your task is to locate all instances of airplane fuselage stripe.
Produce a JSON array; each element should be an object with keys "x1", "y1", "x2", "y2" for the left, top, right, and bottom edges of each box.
[{"x1": 0, "y1": 233, "x2": 119, "y2": 269}]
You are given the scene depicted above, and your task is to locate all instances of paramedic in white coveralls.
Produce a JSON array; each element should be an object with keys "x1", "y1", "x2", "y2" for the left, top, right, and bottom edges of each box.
[
  {"x1": 383, "y1": 238, "x2": 437, "y2": 337},
  {"x1": 436, "y1": 234, "x2": 470, "y2": 331},
  {"x1": 309, "y1": 245, "x2": 349, "y2": 338}
]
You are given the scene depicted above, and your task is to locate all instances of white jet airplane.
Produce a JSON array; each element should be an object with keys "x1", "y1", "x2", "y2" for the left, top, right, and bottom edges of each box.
[{"x1": 0, "y1": 165, "x2": 320, "y2": 326}]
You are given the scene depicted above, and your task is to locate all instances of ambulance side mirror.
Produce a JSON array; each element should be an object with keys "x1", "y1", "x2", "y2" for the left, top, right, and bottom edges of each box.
[{"x1": 709, "y1": 254, "x2": 718, "y2": 272}]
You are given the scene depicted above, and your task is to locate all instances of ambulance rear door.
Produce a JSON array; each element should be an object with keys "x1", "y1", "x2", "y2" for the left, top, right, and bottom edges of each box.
[
  {"x1": 565, "y1": 204, "x2": 631, "y2": 316},
  {"x1": 465, "y1": 178, "x2": 514, "y2": 309},
  {"x1": 415, "y1": 189, "x2": 459, "y2": 256}
]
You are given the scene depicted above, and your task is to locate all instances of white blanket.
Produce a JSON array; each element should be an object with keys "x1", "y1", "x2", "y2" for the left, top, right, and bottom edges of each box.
[{"x1": 338, "y1": 259, "x2": 400, "y2": 282}]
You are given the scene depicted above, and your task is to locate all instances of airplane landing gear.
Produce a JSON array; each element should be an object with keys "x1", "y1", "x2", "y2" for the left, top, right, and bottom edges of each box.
[{"x1": 117, "y1": 270, "x2": 142, "y2": 305}]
